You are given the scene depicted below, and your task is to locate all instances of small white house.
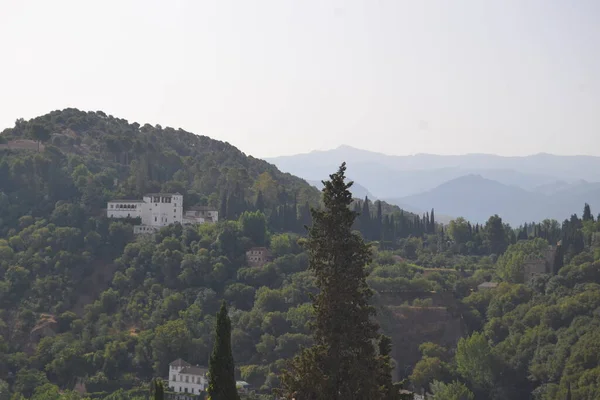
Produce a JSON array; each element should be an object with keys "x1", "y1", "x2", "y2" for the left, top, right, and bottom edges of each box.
[
  {"x1": 168, "y1": 359, "x2": 208, "y2": 395},
  {"x1": 184, "y1": 206, "x2": 219, "y2": 224},
  {"x1": 106, "y1": 193, "x2": 218, "y2": 234}
]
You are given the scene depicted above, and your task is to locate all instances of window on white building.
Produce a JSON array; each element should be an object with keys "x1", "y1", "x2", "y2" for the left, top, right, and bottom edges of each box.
[
  {"x1": 186, "y1": 376, "x2": 189, "y2": 383},
  {"x1": 173, "y1": 375, "x2": 176, "y2": 381}
]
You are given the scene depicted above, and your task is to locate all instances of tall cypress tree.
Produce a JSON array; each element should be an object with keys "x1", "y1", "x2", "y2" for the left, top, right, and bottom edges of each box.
[
  {"x1": 583, "y1": 203, "x2": 593, "y2": 221},
  {"x1": 299, "y1": 201, "x2": 312, "y2": 229},
  {"x1": 291, "y1": 193, "x2": 299, "y2": 232},
  {"x1": 208, "y1": 301, "x2": 240, "y2": 400},
  {"x1": 280, "y1": 163, "x2": 391, "y2": 400},
  {"x1": 376, "y1": 200, "x2": 383, "y2": 240},
  {"x1": 219, "y1": 192, "x2": 228, "y2": 220},
  {"x1": 150, "y1": 378, "x2": 164, "y2": 400},
  {"x1": 361, "y1": 196, "x2": 371, "y2": 239},
  {"x1": 255, "y1": 190, "x2": 265, "y2": 212}
]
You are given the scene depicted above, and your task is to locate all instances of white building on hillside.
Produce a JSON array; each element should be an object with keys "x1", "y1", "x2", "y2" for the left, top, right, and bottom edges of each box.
[
  {"x1": 107, "y1": 193, "x2": 218, "y2": 234},
  {"x1": 184, "y1": 206, "x2": 219, "y2": 224},
  {"x1": 167, "y1": 359, "x2": 208, "y2": 395}
]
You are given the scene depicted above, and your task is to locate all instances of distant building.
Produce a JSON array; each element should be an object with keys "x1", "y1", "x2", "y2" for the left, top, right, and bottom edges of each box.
[
  {"x1": 236, "y1": 381, "x2": 250, "y2": 394},
  {"x1": 523, "y1": 245, "x2": 557, "y2": 283},
  {"x1": 167, "y1": 359, "x2": 208, "y2": 395},
  {"x1": 246, "y1": 247, "x2": 272, "y2": 267},
  {"x1": 184, "y1": 206, "x2": 219, "y2": 224},
  {"x1": 107, "y1": 193, "x2": 218, "y2": 234},
  {"x1": 399, "y1": 389, "x2": 424, "y2": 399},
  {"x1": 477, "y1": 281, "x2": 499, "y2": 291}
]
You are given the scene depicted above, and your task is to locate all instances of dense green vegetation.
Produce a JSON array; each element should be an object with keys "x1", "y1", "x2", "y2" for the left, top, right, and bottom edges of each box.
[{"x1": 1, "y1": 109, "x2": 600, "y2": 400}]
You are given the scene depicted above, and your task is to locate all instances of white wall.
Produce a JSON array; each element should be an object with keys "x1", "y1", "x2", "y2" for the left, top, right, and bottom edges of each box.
[
  {"x1": 168, "y1": 366, "x2": 206, "y2": 394},
  {"x1": 143, "y1": 194, "x2": 183, "y2": 227},
  {"x1": 107, "y1": 202, "x2": 142, "y2": 219}
]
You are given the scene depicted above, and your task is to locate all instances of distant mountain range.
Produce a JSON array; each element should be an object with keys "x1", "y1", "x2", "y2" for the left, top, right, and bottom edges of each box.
[{"x1": 267, "y1": 146, "x2": 600, "y2": 225}]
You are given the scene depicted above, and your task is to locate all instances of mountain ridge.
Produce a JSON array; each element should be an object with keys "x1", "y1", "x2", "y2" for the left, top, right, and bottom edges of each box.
[{"x1": 267, "y1": 145, "x2": 600, "y2": 226}]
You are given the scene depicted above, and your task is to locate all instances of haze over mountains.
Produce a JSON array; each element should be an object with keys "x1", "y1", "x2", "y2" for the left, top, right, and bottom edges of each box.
[{"x1": 267, "y1": 146, "x2": 600, "y2": 225}]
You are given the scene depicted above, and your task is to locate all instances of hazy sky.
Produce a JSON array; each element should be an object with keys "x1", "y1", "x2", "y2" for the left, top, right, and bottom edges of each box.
[{"x1": 1, "y1": 0, "x2": 599, "y2": 158}]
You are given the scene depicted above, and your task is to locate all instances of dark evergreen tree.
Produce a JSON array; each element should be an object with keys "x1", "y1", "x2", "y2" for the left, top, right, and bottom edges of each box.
[
  {"x1": 292, "y1": 193, "x2": 298, "y2": 231},
  {"x1": 255, "y1": 190, "x2": 265, "y2": 212},
  {"x1": 208, "y1": 301, "x2": 240, "y2": 400},
  {"x1": 226, "y1": 192, "x2": 236, "y2": 221},
  {"x1": 219, "y1": 192, "x2": 228, "y2": 220},
  {"x1": 376, "y1": 200, "x2": 383, "y2": 240},
  {"x1": 484, "y1": 215, "x2": 508, "y2": 255},
  {"x1": 430, "y1": 208, "x2": 436, "y2": 233},
  {"x1": 299, "y1": 201, "x2": 312, "y2": 229},
  {"x1": 27, "y1": 121, "x2": 51, "y2": 152},
  {"x1": 361, "y1": 196, "x2": 371, "y2": 239},
  {"x1": 280, "y1": 163, "x2": 390, "y2": 400},
  {"x1": 553, "y1": 242, "x2": 564, "y2": 273},
  {"x1": 583, "y1": 203, "x2": 593, "y2": 221},
  {"x1": 376, "y1": 335, "x2": 401, "y2": 400},
  {"x1": 351, "y1": 201, "x2": 362, "y2": 232},
  {"x1": 151, "y1": 378, "x2": 164, "y2": 400}
]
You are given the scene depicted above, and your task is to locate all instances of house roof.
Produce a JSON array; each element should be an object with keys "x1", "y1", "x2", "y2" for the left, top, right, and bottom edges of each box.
[
  {"x1": 188, "y1": 206, "x2": 218, "y2": 211},
  {"x1": 145, "y1": 192, "x2": 182, "y2": 197},
  {"x1": 478, "y1": 282, "x2": 499, "y2": 288},
  {"x1": 180, "y1": 366, "x2": 208, "y2": 376},
  {"x1": 169, "y1": 358, "x2": 191, "y2": 367},
  {"x1": 107, "y1": 199, "x2": 145, "y2": 203},
  {"x1": 247, "y1": 247, "x2": 270, "y2": 252}
]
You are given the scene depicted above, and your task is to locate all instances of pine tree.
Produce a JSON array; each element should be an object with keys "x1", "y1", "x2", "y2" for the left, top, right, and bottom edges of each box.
[
  {"x1": 430, "y1": 208, "x2": 436, "y2": 233},
  {"x1": 208, "y1": 301, "x2": 240, "y2": 400},
  {"x1": 280, "y1": 163, "x2": 389, "y2": 400}
]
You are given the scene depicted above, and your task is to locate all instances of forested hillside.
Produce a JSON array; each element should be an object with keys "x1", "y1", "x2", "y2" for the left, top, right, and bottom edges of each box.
[
  {"x1": 2, "y1": 109, "x2": 600, "y2": 400},
  {"x1": 0, "y1": 109, "x2": 433, "y2": 400}
]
